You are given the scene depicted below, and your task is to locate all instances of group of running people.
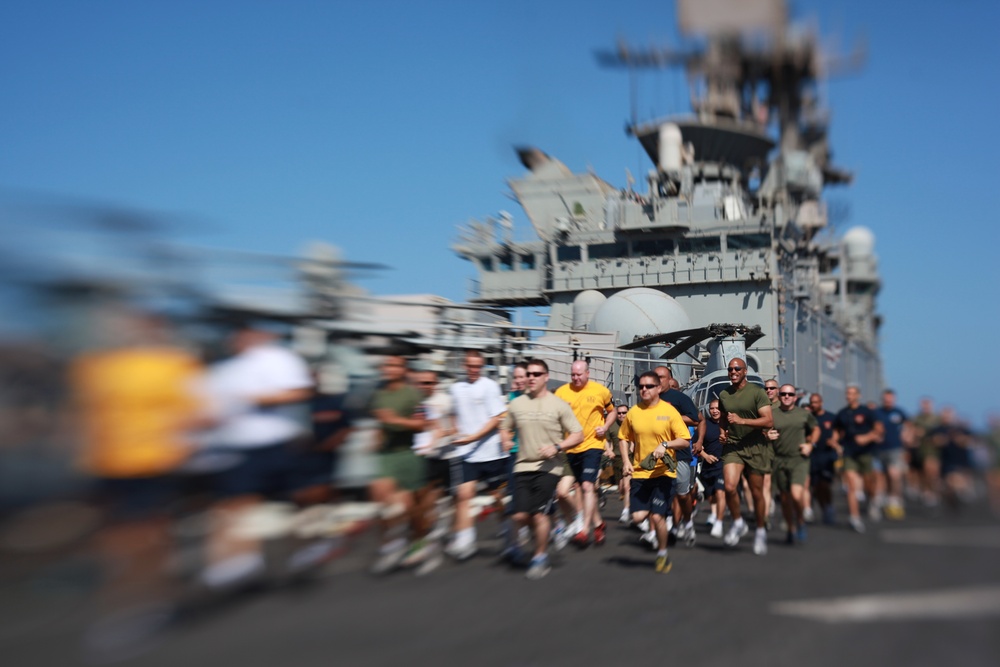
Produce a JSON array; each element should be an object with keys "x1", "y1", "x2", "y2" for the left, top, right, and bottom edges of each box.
[{"x1": 365, "y1": 350, "x2": 994, "y2": 579}]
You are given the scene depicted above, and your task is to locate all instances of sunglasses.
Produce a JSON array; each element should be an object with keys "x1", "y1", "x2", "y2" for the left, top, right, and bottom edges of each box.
[
  {"x1": 638, "y1": 383, "x2": 658, "y2": 390},
  {"x1": 779, "y1": 392, "x2": 796, "y2": 397},
  {"x1": 727, "y1": 367, "x2": 745, "y2": 372},
  {"x1": 765, "y1": 386, "x2": 778, "y2": 391},
  {"x1": 525, "y1": 371, "x2": 546, "y2": 378}
]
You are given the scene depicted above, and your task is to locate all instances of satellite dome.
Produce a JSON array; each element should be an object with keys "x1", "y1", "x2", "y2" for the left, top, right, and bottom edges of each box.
[
  {"x1": 572, "y1": 290, "x2": 607, "y2": 330},
  {"x1": 843, "y1": 226, "x2": 876, "y2": 258},
  {"x1": 590, "y1": 288, "x2": 691, "y2": 345}
]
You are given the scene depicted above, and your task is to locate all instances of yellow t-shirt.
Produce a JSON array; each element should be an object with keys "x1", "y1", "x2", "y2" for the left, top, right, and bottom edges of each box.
[
  {"x1": 555, "y1": 380, "x2": 615, "y2": 454},
  {"x1": 71, "y1": 347, "x2": 204, "y2": 478},
  {"x1": 618, "y1": 400, "x2": 690, "y2": 479}
]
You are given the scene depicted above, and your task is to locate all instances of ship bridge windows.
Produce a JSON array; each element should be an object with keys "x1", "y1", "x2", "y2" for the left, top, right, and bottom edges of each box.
[
  {"x1": 633, "y1": 238, "x2": 675, "y2": 257},
  {"x1": 520, "y1": 253, "x2": 536, "y2": 270},
  {"x1": 479, "y1": 256, "x2": 494, "y2": 271},
  {"x1": 588, "y1": 242, "x2": 628, "y2": 259},
  {"x1": 726, "y1": 233, "x2": 771, "y2": 250},
  {"x1": 556, "y1": 245, "x2": 581, "y2": 262},
  {"x1": 498, "y1": 253, "x2": 514, "y2": 271},
  {"x1": 678, "y1": 237, "x2": 721, "y2": 254}
]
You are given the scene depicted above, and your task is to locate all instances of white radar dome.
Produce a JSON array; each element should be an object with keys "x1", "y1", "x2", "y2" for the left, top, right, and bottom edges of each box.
[
  {"x1": 572, "y1": 290, "x2": 607, "y2": 330},
  {"x1": 590, "y1": 288, "x2": 692, "y2": 346},
  {"x1": 843, "y1": 226, "x2": 876, "y2": 258}
]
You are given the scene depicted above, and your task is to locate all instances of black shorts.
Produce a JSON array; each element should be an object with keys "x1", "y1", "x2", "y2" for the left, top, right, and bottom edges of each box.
[
  {"x1": 97, "y1": 475, "x2": 181, "y2": 522},
  {"x1": 460, "y1": 457, "x2": 510, "y2": 491},
  {"x1": 512, "y1": 471, "x2": 559, "y2": 515},
  {"x1": 698, "y1": 470, "x2": 724, "y2": 494},
  {"x1": 425, "y1": 457, "x2": 459, "y2": 493},
  {"x1": 567, "y1": 449, "x2": 603, "y2": 484},
  {"x1": 290, "y1": 449, "x2": 337, "y2": 491}
]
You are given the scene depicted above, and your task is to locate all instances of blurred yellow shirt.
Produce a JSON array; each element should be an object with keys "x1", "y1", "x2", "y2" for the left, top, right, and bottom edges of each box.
[
  {"x1": 555, "y1": 380, "x2": 614, "y2": 454},
  {"x1": 71, "y1": 347, "x2": 204, "y2": 478}
]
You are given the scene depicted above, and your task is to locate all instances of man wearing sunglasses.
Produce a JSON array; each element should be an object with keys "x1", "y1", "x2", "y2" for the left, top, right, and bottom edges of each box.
[
  {"x1": 718, "y1": 358, "x2": 774, "y2": 555},
  {"x1": 618, "y1": 371, "x2": 690, "y2": 574},
  {"x1": 501, "y1": 359, "x2": 583, "y2": 579},
  {"x1": 766, "y1": 384, "x2": 819, "y2": 546}
]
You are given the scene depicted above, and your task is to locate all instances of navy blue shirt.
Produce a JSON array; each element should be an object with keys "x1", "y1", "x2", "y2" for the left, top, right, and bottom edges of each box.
[
  {"x1": 874, "y1": 407, "x2": 907, "y2": 451},
  {"x1": 835, "y1": 404, "x2": 878, "y2": 457},
  {"x1": 700, "y1": 419, "x2": 722, "y2": 475},
  {"x1": 660, "y1": 388, "x2": 699, "y2": 462}
]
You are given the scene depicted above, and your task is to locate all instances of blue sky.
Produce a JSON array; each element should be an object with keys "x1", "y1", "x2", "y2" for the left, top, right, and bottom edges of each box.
[{"x1": 2, "y1": 0, "x2": 998, "y2": 427}]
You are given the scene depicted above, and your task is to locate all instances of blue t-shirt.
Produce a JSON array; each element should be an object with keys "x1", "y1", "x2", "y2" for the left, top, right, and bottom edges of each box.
[
  {"x1": 875, "y1": 406, "x2": 907, "y2": 451},
  {"x1": 835, "y1": 404, "x2": 878, "y2": 457},
  {"x1": 660, "y1": 388, "x2": 698, "y2": 463},
  {"x1": 700, "y1": 419, "x2": 722, "y2": 475}
]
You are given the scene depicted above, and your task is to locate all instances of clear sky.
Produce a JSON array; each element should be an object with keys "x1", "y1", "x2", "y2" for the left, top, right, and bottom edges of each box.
[{"x1": 2, "y1": 0, "x2": 998, "y2": 427}]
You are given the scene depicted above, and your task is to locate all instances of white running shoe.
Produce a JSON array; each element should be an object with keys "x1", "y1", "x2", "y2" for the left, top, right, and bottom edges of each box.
[
  {"x1": 723, "y1": 521, "x2": 748, "y2": 547},
  {"x1": 849, "y1": 516, "x2": 866, "y2": 534},
  {"x1": 710, "y1": 521, "x2": 724, "y2": 539},
  {"x1": 753, "y1": 530, "x2": 767, "y2": 556},
  {"x1": 619, "y1": 508, "x2": 630, "y2": 525},
  {"x1": 637, "y1": 518, "x2": 650, "y2": 533},
  {"x1": 683, "y1": 523, "x2": 696, "y2": 547},
  {"x1": 640, "y1": 529, "x2": 657, "y2": 549},
  {"x1": 803, "y1": 506, "x2": 815, "y2": 524},
  {"x1": 444, "y1": 540, "x2": 478, "y2": 561},
  {"x1": 553, "y1": 524, "x2": 571, "y2": 551}
]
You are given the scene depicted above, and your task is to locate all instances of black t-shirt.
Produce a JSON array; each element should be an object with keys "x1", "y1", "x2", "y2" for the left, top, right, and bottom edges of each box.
[
  {"x1": 835, "y1": 404, "x2": 877, "y2": 457},
  {"x1": 660, "y1": 388, "x2": 698, "y2": 462}
]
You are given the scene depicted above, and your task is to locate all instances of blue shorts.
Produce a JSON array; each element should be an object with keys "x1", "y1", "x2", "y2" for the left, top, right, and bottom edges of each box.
[
  {"x1": 567, "y1": 449, "x2": 603, "y2": 485},
  {"x1": 698, "y1": 471, "x2": 724, "y2": 494},
  {"x1": 630, "y1": 476, "x2": 675, "y2": 516},
  {"x1": 213, "y1": 441, "x2": 298, "y2": 499},
  {"x1": 460, "y1": 457, "x2": 509, "y2": 491}
]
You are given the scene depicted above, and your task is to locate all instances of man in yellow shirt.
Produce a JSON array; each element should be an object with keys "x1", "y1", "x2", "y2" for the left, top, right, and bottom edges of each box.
[
  {"x1": 618, "y1": 371, "x2": 690, "y2": 573},
  {"x1": 555, "y1": 360, "x2": 616, "y2": 547}
]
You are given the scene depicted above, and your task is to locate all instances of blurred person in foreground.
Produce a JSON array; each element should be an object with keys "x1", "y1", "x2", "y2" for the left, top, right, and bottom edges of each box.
[
  {"x1": 367, "y1": 355, "x2": 429, "y2": 574},
  {"x1": 873, "y1": 389, "x2": 910, "y2": 520},
  {"x1": 197, "y1": 321, "x2": 314, "y2": 588},
  {"x1": 70, "y1": 307, "x2": 206, "y2": 658}
]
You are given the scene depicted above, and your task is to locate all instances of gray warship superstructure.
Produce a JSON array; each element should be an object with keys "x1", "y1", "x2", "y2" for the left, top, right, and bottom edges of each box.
[{"x1": 452, "y1": 0, "x2": 881, "y2": 406}]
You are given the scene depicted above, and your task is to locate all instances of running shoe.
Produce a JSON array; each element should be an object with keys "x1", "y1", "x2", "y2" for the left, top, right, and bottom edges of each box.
[
  {"x1": 884, "y1": 503, "x2": 905, "y2": 520},
  {"x1": 784, "y1": 531, "x2": 795, "y2": 545},
  {"x1": 683, "y1": 523, "x2": 696, "y2": 547},
  {"x1": 849, "y1": 516, "x2": 865, "y2": 533},
  {"x1": 710, "y1": 521, "x2": 724, "y2": 539},
  {"x1": 571, "y1": 530, "x2": 590, "y2": 548},
  {"x1": 619, "y1": 508, "x2": 631, "y2": 525},
  {"x1": 753, "y1": 530, "x2": 768, "y2": 555},
  {"x1": 414, "y1": 543, "x2": 444, "y2": 576},
  {"x1": 444, "y1": 540, "x2": 478, "y2": 561},
  {"x1": 640, "y1": 529, "x2": 657, "y2": 549},
  {"x1": 370, "y1": 545, "x2": 408, "y2": 575},
  {"x1": 723, "y1": 521, "x2": 748, "y2": 547},
  {"x1": 637, "y1": 518, "x2": 650, "y2": 533},
  {"x1": 655, "y1": 555, "x2": 673, "y2": 574},
  {"x1": 593, "y1": 522, "x2": 607, "y2": 546},
  {"x1": 802, "y1": 506, "x2": 815, "y2": 523},
  {"x1": 525, "y1": 555, "x2": 551, "y2": 580},
  {"x1": 796, "y1": 524, "x2": 807, "y2": 544},
  {"x1": 868, "y1": 503, "x2": 882, "y2": 522},
  {"x1": 552, "y1": 523, "x2": 571, "y2": 551}
]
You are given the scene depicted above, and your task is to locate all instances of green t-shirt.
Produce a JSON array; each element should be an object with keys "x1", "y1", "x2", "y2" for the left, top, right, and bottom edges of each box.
[
  {"x1": 371, "y1": 385, "x2": 423, "y2": 453},
  {"x1": 771, "y1": 406, "x2": 818, "y2": 458},
  {"x1": 719, "y1": 383, "x2": 771, "y2": 447}
]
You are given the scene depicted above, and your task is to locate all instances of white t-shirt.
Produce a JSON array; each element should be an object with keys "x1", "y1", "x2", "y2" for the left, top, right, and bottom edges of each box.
[
  {"x1": 413, "y1": 391, "x2": 456, "y2": 459},
  {"x1": 449, "y1": 376, "x2": 507, "y2": 463},
  {"x1": 202, "y1": 343, "x2": 313, "y2": 449}
]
